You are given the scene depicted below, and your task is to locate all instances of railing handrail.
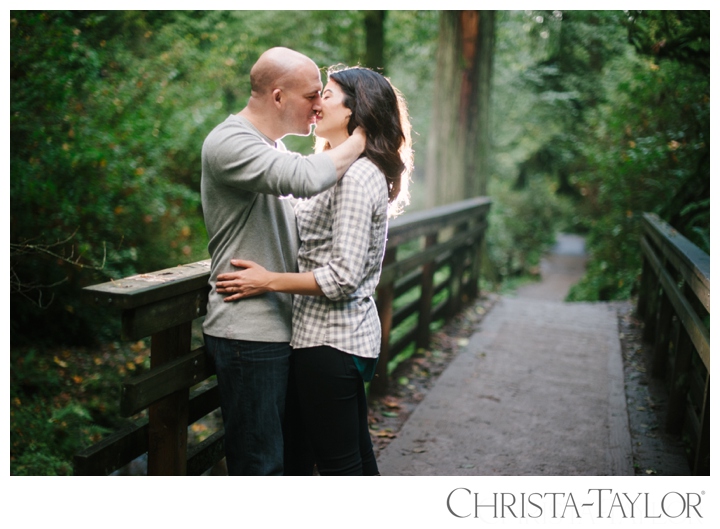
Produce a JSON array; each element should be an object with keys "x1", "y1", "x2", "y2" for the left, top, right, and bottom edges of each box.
[
  {"x1": 642, "y1": 212, "x2": 709, "y2": 312},
  {"x1": 83, "y1": 197, "x2": 494, "y2": 309},
  {"x1": 386, "y1": 196, "x2": 492, "y2": 242}
]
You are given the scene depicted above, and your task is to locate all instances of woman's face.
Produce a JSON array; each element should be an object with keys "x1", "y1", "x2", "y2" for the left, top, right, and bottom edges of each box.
[{"x1": 314, "y1": 79, "x2": 352, "y2": 147}]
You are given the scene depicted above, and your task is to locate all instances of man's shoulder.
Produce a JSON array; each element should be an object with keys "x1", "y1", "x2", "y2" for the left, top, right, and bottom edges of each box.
[
  {"x1": 203, "y1": 115, "x2": 271, "y2": 157},
  {"x1": 206, "y1": 115, "x2": 253, "y2": 139}
]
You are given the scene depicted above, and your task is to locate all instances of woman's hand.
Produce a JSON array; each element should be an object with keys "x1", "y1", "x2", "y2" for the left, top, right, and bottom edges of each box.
[{"x1": 216, "y1": 259, "x2": 274, "y2": 302}]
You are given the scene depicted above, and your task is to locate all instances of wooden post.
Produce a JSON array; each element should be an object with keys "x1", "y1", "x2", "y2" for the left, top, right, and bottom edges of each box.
[
  {"x1": 147, "y1": 321, "x2": 191, "y2": 475},
  {"x1": 372, "y1": 246, "x2": 397, "y2": 396},
  {"x1": 641, "y1": 267, "x2": 659, "y2": 345},
  {"x1": 651, "y1": 289, "x2": 673, "y2": 379},
  {"x1": 447, "y1": 223, "x2": 468, "y2": 317},
  {"x1": 416, "y1": 233, "x2": 438, "y2": 350},
  {"x1": 664, "y1": 324, "x2": 691, "y2": 434},
  {"x1": 467, "y1": 217, "x2": 485, "y2": 300},
  {"x1": 694, "y1": 376, "x2": 710, "y2": 475},
  {"x1": 636, "y1": 254, "x2": 651, "y2": 320}
]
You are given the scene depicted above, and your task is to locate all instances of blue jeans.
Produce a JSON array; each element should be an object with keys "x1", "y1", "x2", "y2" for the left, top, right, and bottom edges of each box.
[{"x1": 204, "y1": 334, "x2": 291, "y2": 476}]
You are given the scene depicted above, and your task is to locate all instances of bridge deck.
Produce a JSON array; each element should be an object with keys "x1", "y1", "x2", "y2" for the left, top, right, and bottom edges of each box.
[{"x1": 377, "y1": 234, "x2": 635, "y2": 475}]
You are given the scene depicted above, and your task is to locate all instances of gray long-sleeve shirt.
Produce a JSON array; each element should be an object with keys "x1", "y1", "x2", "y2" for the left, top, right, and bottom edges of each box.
[{"x1": 200, "y1": 114, "x2": 336, "y2": 342}]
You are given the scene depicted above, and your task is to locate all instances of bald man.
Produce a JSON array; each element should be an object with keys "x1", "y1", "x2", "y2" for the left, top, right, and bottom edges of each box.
[{"x1": 201, "y1": 47, "x2": 365, "y2": 475}]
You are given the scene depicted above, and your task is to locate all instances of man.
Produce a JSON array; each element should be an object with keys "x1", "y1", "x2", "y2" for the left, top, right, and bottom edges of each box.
[{"x1": 200, "y1": 47, "x2": 365, "y2": 475}]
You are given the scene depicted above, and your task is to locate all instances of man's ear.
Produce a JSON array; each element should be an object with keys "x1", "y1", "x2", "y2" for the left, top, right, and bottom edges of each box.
[{"x1": 272, "y1": 88, "x2": 283, "y2": 108}]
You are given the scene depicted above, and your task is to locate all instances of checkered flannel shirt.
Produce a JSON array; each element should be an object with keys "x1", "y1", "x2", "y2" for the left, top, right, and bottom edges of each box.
[{"x1": 290, "y1": 157, "x2": 389, "y2": 359}]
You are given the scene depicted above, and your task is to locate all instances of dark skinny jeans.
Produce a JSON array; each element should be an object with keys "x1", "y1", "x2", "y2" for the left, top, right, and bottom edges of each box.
[{"x1": 293, "y1": 345, "x2": 379, "y2": 476}]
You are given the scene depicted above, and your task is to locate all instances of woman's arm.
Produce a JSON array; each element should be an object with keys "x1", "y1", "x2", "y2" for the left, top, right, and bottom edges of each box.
[
  {"x1": 311, "y1": 163, "x2": 376, "y2": 301},
  {"x1": 217, "y1": 160, "x2": 379, "y2": 303},
  {"x1": 216, "y1": 259, "x2": 323, "y2": 302}
]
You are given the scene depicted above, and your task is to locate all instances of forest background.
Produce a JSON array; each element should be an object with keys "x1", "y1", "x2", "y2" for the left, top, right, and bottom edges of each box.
[{"x1": 9, "y1": 10, "x2": 710, "y2": 475}]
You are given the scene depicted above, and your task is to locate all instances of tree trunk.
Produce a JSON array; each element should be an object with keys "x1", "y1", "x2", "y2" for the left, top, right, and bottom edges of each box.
[
  {"x1": 364, "y1": 11, "x2": 385, "y2": 72},
  {"x1": 426, "y1": 11, "x2": 495, "y2": 208}
]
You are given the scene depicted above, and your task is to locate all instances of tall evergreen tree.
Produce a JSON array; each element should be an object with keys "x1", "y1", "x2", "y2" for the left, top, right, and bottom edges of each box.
[
  {"x1": 364, "y1": 10, "x2": 385, "y2": 71},
  {"x1": 425, "y1": 11, "x2": 495, "y2": 207}
]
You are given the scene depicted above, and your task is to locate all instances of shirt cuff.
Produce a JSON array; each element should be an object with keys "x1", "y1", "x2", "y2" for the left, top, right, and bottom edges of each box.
[{"x1": 313, "y1": 267, "x2": 343, "y2": 301}]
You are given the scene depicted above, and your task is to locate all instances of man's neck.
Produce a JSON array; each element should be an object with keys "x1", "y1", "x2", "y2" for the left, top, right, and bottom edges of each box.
[{"x1": 238, "y1": 107, "x2": 282, "y2": 142}]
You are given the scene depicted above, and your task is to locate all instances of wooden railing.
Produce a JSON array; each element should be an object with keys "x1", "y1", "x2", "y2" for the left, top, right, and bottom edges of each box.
[
  {"x1": 373, "y1": 197, "x2": 491, "y2": 394},
  {"x1": 73, "y1": 196, "x2": 492, "y2": 475},
  {"x1": 636, "y1": 212, "x2": 710, "y2": 475}
]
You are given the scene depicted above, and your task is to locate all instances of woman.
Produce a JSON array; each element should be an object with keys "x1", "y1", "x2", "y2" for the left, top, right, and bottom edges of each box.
[{"x1": 217, "y1": 65, "x2": 412, "y2": 475}]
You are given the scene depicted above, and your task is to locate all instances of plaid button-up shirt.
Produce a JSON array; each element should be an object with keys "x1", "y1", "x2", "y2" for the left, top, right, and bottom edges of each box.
[{"x1": 290, "y1": 157, "x2": 389, "y2": 359}]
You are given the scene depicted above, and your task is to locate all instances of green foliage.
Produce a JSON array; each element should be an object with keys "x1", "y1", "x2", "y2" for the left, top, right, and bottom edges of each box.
[
  {"x1": 485, "y1": 176, "x2": 567, "y2": 281},
  {"x1": 10, "y1": 342, "x2": 151, "y2": 475},
  {"x1": 10, "y1": 10, "x2": 439, "y2": 473},
  {"x1": 11, "y1": 11, "x2": 211, "y2": 343},
  {"x1": 492, "y1": 10, "x2": 709, "y2": 301},
  {"x1": 11, "y1": 10, "x2": 440, "y2": 345},
  {"x1": 567, "y1": 13, "x2": 709, "y2": 301},
  {"x1": 625, "y1": 10, "x2": 709, "y2": 73}
]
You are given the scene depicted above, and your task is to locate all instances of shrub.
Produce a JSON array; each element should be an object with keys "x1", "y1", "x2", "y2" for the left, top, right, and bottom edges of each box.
[{"x1": 485, "y1": 176, "x2": 569, "y2": 282}]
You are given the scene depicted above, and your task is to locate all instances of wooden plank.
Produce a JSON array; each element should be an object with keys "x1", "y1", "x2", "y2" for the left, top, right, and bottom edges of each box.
[
  {"x1": 389, "y1": 323, "x2": 418, "y2": 359},
  {"x1": 83, "y1": 260, "x2": 211, "y2": 310},
  {"x1": 187, "y1": 429, "x2": 226, "y2": 476},
  {"x1": 392, "y1": 298, "x2": 420, "y2": 329},
  {"x1": 121, "y1": 346, "x2": 214, "y2": 417},
  {"x1": 643, "y1": 213, "x2": 709, "y2": 312},
  {"x1": 122, "y1": 287, "x2": 208, "y2": 340},
  {"x1": 392, "y1": 268, "x2": 423, "y2": 299},
  {"x1": 188, "y1": 380, "x2": 220, "y2": 423},
  {"x1": 73, "y1": 418, "x2": 149, "y2": 476}
]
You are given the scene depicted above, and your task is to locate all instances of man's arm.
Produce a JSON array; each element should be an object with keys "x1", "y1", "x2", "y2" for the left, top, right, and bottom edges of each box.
[
  {"x1": 216, "y1": 260, "x2": 323, "y2": 301},
  {"x1": 204, "y1": 121, "x2": 365, "y2": 197}
]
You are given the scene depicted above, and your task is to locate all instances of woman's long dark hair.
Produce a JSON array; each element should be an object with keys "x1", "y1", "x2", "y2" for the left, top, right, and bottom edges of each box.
[{"x1": 316, "y1": 66, "x2": 412, "y2": 216}]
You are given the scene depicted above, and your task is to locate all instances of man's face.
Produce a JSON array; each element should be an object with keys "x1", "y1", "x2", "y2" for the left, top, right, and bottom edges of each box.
[{"x1": 280, "y1": 64, "x2": 322, "y2": 137}]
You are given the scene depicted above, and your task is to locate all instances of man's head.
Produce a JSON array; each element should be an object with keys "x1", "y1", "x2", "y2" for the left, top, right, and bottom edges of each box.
[{"x1": 245, "y1": 47, "x2": 322, "y2": 139}]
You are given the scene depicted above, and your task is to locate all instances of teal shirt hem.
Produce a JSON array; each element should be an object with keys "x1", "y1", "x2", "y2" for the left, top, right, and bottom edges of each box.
[{"x1": 352, "y1": 355, "x2": 379, "y2": 383}]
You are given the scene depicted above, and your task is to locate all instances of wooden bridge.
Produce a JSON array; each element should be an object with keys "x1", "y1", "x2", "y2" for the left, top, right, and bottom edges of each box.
[{"x1": 73, "y1": 198, "x2": 709, "y2": 476}]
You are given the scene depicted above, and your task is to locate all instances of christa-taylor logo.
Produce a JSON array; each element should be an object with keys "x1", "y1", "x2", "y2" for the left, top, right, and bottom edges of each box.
[{"x1": 446, "y1": 488, "x2": 704, "y2": 520}]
